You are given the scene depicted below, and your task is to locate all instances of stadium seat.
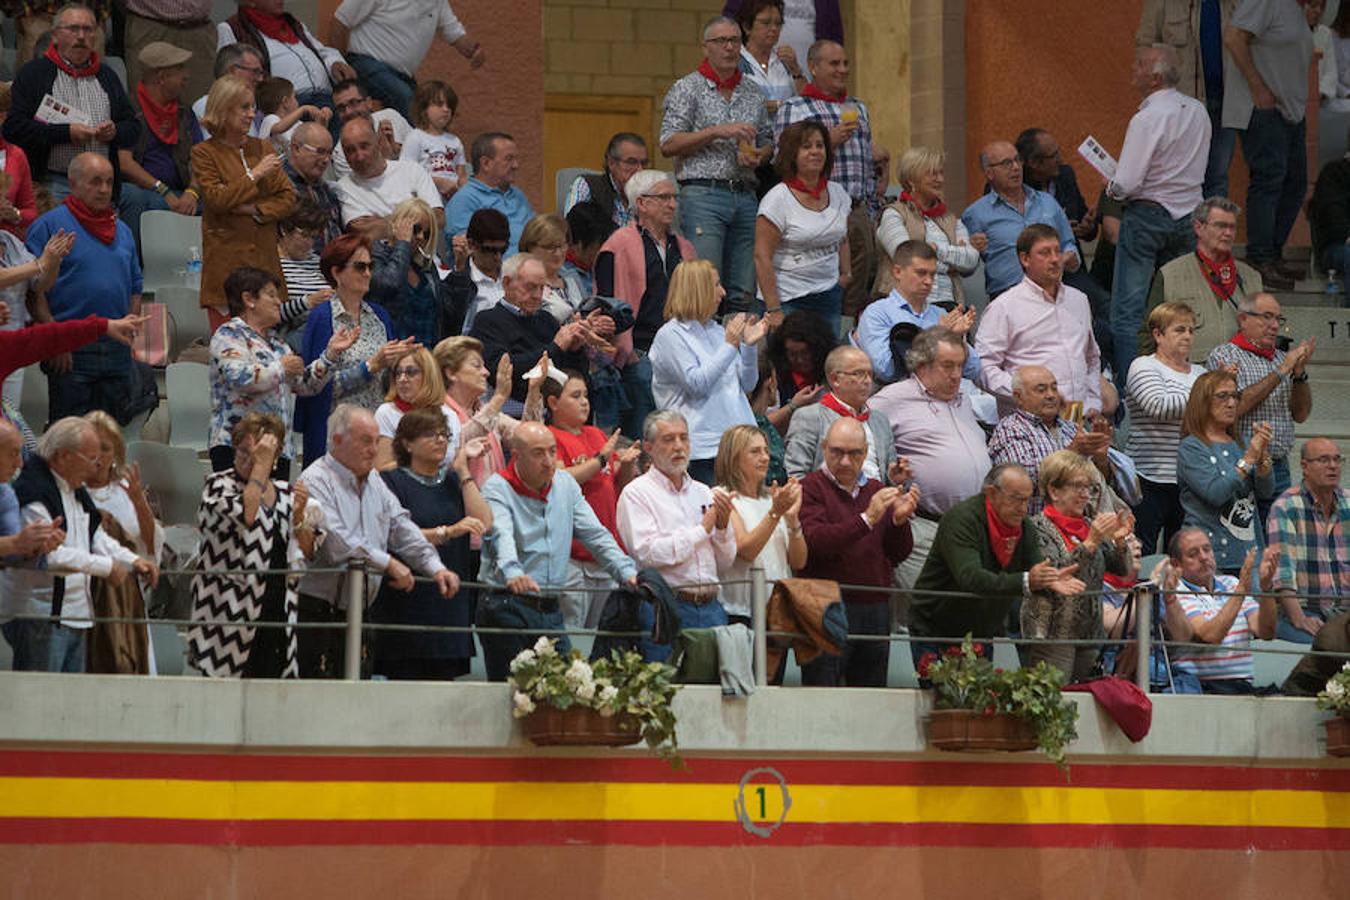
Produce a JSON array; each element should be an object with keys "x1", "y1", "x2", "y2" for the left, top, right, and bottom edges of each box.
[
  {"x1": 140, "y1": 211, "x2": 202, "y2": 293},
  {"x1": 165, "y1": 361, "x2": 211, "y2": 451},
  {"x1": 126, "y1": 440, "x2": 207, "y2": 527},
  {"x1": 554, "y1": 167, "x2": 600, "y2": 214},
  {"x1": 17, "y1": 363, "x2": 46, "y2": 434},
  {"x1": 156, "y1": 286, "x2": 210, "y2": 354}
]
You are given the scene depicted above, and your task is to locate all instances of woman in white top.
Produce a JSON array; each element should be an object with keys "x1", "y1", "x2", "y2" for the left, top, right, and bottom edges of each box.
[
  {"x1": 755, "y1": 120, "x2": 851, "y2": 338},
  {"x1": 83, "y1": 411, "x2": 164, "y2": 675},
  {"x1": 520, "y1": 213, "x2": 585, "y2": 324},
  {"x1": 715, "y1": 424, "x2": 807, "y2": 625},
  {"x1": 875, "y1": 146, "x2": 980, "y2": 308},
  {"x1": 734, "y1": 0, "x2": 805, "y2": 115},
  {"x1": 374, "y1": 346, "x2": 461, "y2": 470},
  {"x1": 1124, "y1": 301, "x2": 1207, "y2": 555}
]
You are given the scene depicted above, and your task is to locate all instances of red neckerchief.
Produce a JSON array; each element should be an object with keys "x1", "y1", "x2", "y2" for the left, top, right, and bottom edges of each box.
[
  {"x1": 801, "y1": 83, "x2": 846, "y2": 104},
  {"x1": 242, "y1": 7, "x2": 299, "y2": 43},
  {"x1": 697, "y1": 59, "x2": 741, "y2": 92},
  {"x1": 136, "y1": 82, "x2": 179, "y2": 145},
  {"x1": 44, "y1": 42, "x2": 100, "y2": 78},
  {"x1": 1196, "y1": 249, "x2": 1238, "y2": 302},
  {"x1": 63, "y1": 195, "x2": 116, "y2": 245},
  {"x1": 789, "y1": 369, "x2": 811, "y2": 391},
  {"x1": 565, "y1": 249, "x2": 590, "y2": 272},
  {"x1": 784, "y1": 176, "x2": 825, "y2": 200},
  {"x1": 1041, "y1": 503, "x2": 1091, "y2": 552},
  {"x1": 900, "y1": 190, "x2": 947, "y2": 219},
  {"x1": 820, "y1": 391, "x2": 868, "y2": 422},
  {"x1": 985, "y1": 498, "x2": 1022, "y2": 569},
  {"x1": 499, "y1": 459, "x2": 551, "y2": 502},
  {"x1": 1103, "y1": 572, "x2": 1136, "y2": 590},
  {"x1": 393, "y1": 398, "x2": 414, "y2": 413},
  {"x1": 1231, "y1": 331, "x2": 1275, "y2": 361}
]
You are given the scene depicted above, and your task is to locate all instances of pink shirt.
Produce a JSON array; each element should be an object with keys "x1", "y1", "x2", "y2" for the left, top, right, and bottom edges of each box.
[
  {"x1": 974, "y1": 275, "x2": 1102, "y2": 417},
  {"x1": 615, "y1": 466, "x2": 737, "y2": 593}
]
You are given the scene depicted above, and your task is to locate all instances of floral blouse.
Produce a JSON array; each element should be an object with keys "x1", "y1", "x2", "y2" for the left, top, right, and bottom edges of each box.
[
  {"x1": 328, "y1": 301, "x2": 389, "y2": 412},
  {"x1": 209, "y1": 317, "x2": 334, "y2": 448}
]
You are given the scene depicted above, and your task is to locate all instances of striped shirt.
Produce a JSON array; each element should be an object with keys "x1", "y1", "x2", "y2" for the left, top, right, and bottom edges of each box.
[
  {"x1": 1265, "y1": 485, "x2": 1350, "y2": 617},
  {"x1": 279, "y1": 255, "x2": 328, "y2": 330},
  {"x1": 1172, "y1": 574, "x2": 1259, "y2": 682},
  {"x1": 1206, "y1": 341, "x2": 1294, "y2": 459},
  {"x1": 1123, "y1": 354, "x2": 1205, "y2": 483}
]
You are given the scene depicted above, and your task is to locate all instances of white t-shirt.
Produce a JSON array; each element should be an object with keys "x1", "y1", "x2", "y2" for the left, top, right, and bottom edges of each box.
[
  {"x1": 720, "y1": 494, "x2": 793, "y2": 618},
  {"x1": 330, "y1": 108, "x2": 413, "y2": 180},
  {"x1": 739, "y1": 46, "x2": 796, "y2": 102},
  {"x1": 756, "y1": 180, "x2": 851, "y2": 301},
  {"x1": 374, "y1": 401, "x2": 462, "y2": 465},
  {"x1": 260, "y1": 113, "x2": 300, "y2": 159},
  {"x1": 335, "y1": 159, "x2": 442, "y2": 223},
  {"x1": 334, "y1": 0, "x2": 468, "y2": 78},
  {"x1": 400, "y1": 129, "x2": 465, "y2": 185},
  {"x1": 217, "y1": 21, "x2": 344, "y2": 96}
]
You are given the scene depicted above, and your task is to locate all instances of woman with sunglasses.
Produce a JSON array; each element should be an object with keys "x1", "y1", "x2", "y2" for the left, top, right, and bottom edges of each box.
[
  {"x1": 369, "y1": 197, "x2": 448, "y2": 347},
  {"x1": 1177, "y1": 370, "x2": 1275, "y2": 575},
  {"x1": 295, "y1": 232, "x2": 418, "y2": 463},
  {"x1": 373, "y1": 346, "x2": 461, "y2": 471}
]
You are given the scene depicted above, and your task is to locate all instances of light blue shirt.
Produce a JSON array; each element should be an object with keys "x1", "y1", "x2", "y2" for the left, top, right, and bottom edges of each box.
[
  {"x1": 480, "y1": 469, "x2": 636, "y2": 590},
  {"x1": 959, "y1": 186, "x2": 1078, "y2": 296},
  {"x1": 854, "y1": 290, "x2": 982, "y2": 383},
  {"x1": 444, "y1": 177, "x2": 535, "y2": 258},
  {"x1": 649, "y1": 318, "x2": 758, "y2": 460}
]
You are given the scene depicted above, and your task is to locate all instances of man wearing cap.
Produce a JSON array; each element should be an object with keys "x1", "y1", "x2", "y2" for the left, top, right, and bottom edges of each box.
[
  {"x1": 117, "y1": 42, "x2": 203, "y2": 250},
  {"x1": 123, "y1": 0, "x2": 218, "y2": 104}
]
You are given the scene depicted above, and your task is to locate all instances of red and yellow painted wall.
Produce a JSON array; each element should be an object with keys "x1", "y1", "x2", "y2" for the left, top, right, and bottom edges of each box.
[{"x1": 2, "y1": 748, "x2": 1348, "y2": 898}]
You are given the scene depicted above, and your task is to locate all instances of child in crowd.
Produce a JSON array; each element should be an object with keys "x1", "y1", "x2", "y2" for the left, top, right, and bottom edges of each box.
[
  {"x1": 275, "y1": 202, "x2": 333, "y2": 348},
  {"x1": 256, "y1": 77, "x2": 331, "y2": 158},
  {"x1": 401, "y1": 80, "x2": 467, "y2": 200}
]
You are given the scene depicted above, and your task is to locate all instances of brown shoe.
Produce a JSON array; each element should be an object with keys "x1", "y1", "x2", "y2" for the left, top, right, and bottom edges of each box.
[
  {"x1": 1254, "y1": 261, "x2": 1294, "y2": 290},
  {"x1": 1274, "y1": 258, "x2": 1307, "y2": 280}
]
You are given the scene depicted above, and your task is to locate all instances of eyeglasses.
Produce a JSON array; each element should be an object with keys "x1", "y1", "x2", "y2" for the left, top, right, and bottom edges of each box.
[
  {"x1": 297, "y1": 142, "x2": 332, "y2": 158},
  {"x1": 753, "y1": 16, "x2": 784, "y2": 28},
  {"x1": 994, "y1": 486, "x2": 1033, "y2": 505},
  {"x1": 611, "y1": 156, "x2": 649, "y2": 168},
  {"x1": 986, "y1": 157, "x2": 1021, "y2": 171},
  {"x1": 347, "y1": 261, "x2": 372, "y2": 274},
  {"x1": 415, "y1": 431, "x2": 450, "y2": 442},
  {"x1": 1202, "y1": 219, "x2": 1238, "y2": 232},
  {"x1": 1213, "y1": 390, "x2": 1241, "y2": 403},
  {"x1": 231, "y1": 63, "x2": 265, "y2": 77},
  {"x1": 825, "y1": 447, "x2": 866, "y2": 461},
  {"x1": 835, "y1": 368, "x2": 873, "y2": 380},
  {"x1": 704, "y1": 35, "x2": 742, "y2": 47},
  {"x1": 393, "y1": 367, "x2": 422, "y2": 380},
  {"x1": 1242, "y1": 311, "x2": 1286, "y2": 325},
  {"x1": 641, "y1": 192, "x2": 678, "y2": 203},
  {"x1": 1308, "y1": 455, "x2": 1344, "y2": 465},
  {"x1": 334, "y1": 97, "x2": 367, "y2": 112}
]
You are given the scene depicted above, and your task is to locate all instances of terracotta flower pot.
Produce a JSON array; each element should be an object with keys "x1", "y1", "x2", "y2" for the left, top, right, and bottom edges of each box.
[
  {"x1": 522, "y1": 704, "x2": 643, "y2": 747},
  {"x1": 1326, "y1": 716, "x2": 1350, "y2": 758},
  {"x1": 927, "y1": 708, "x2": 1039, "y2": 753}
]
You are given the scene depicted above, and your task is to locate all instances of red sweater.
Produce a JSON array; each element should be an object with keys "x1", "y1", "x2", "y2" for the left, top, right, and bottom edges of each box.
[
  {"x1": 798, "y1": 469, "x2": 913, "y2": 605},
  {"x1": 0, "y1": 316, "x2": 108, "y2": 382},
  {"x1": 0, "y1": 142, "x2": 38, "y2": 236}
]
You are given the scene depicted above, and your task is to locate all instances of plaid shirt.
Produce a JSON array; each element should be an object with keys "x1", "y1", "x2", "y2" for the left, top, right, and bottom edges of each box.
[
  {"x1": 774, "y1": 95, "x2": 877, "y2": 215},
  {"x1": 987, "y1": 410, "x2": 1080, "y2": 515},
  {"x1": 1206, "y1": 341, "x2": 1295, "y2": 459},
  {"x1": 1265, "y1": 485, "x2": 1350, "y2": 617}
]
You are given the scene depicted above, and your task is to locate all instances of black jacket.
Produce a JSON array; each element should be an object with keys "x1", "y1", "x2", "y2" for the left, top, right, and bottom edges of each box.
[
  {"x1": 12, "y1": 455, "x2": 102, "y2": 618},
  {"x1": 1310, "y1": 158, "x2": 1350, "y2": 258},
  {"x1": 590, "y1": 568, "x2": 680, "y2": 661}
]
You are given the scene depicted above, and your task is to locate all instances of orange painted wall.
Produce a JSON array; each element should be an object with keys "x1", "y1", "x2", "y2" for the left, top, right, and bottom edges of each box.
[{"x1": 316, "y1": 0, "x2": 546, "y2": 211}]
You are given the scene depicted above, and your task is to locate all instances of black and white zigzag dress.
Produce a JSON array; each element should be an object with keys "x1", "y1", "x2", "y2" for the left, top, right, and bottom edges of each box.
[{"x1": 187, "y1": 470, "x2": 301, "y2": 678}]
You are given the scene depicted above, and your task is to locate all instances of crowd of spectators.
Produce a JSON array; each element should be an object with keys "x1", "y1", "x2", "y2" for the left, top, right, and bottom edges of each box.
[{"x1": 0, "y1": 1, "x2": 1347, "y2": 695}]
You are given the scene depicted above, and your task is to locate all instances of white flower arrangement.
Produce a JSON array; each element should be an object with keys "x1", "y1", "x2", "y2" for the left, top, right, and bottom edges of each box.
[{"x1": 1318, "y1": 662, "x2": 1350, "y2": 717}]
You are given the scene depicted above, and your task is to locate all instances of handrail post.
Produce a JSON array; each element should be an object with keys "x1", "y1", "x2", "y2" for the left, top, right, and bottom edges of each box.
[
  {"x1": 344, "y1": 560, "x2": 366, "y2": 681},
  {"x1": 751, "y1": 565, "x2": 768, "y2": 687},
  {"x1": 1135, "y1": 583, "x2": 1152, "y2": 695}
]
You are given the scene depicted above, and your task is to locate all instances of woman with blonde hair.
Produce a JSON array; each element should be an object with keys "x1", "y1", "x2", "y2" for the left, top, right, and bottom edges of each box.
[
  {"x1": 1177, "y1": 370, "x2": 1274, "y2": 574},
  {"x1": 193, "y1": 75, "x2": 296, "y2": 331},
  {"x1": 374, "y1": 346, "x2": 461, "y2": 470},
  {"x1": 874, "y1": 145, "x2": 978, "y2": 306},
  {"x1": 369, "y1": 196, "x2": 447, "y2": 346},
  {"x1": 520, "y1": 213, "x2": 586, "y2": 323},
  {"x1": 650, "y1": 259, "x2": 766, "y2": 484},
  {"x1": 714, "y1": 424, "x2": 806, "y2": 626},
  {"x1": 1026, "y1": 449, "x2": 1136, "y2": 681}
]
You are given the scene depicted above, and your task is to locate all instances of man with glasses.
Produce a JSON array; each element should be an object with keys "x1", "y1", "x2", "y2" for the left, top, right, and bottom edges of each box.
[
  {"x1": 3, "y1": 416, "x2": 159, "y2": 672},
  {"x1": 960, "y1": 139, "x2": 1083, "y2": 304},
  {"x1": 328, "y1": 79, "x2": 412, "y2": 180},
  {"x1": 4, "y1": 2, "x2": 138, "y2": 202},
  {"x1": 1141, "y1": 196, "x2": 1263, "y2": 361},
  {"x1": 660, "y1": 15, "x2": 771, "y2": 315},
  {"x1": 564, "y1": 132, "x2": 649, "y2": 228},
  {"x1": 191, "y1": 44, "x2": 268, "y2": 138},
  {"x1": 1266, "y1": 438, "x2": 1350, "y2": 644},
  {"x1": 1107, "y1": 45, "x2": 1211, "y2": 384},
  {"x1": 785, "y1": 345, "x2": 902, "y2": 483},
  {"x1": 285, "y1": 122, "x2": 343, "y2": 251},
  {"x1": 1207, "y1": 291, "x2": 1313, "y2": 519},
  {"x1": 448, "y1": 208, "x2": 509, "y2": 334}
]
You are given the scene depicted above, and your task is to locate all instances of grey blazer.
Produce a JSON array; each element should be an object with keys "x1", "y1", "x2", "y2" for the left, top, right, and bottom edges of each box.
[{"x1": 783, "y1": 402, "x2": 897, "y2": 482}]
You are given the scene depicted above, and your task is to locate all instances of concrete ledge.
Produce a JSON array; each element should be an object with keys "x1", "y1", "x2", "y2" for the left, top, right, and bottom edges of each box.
[{"x1": 0, "y1": 674, "x2": 1340, "y2": 763}]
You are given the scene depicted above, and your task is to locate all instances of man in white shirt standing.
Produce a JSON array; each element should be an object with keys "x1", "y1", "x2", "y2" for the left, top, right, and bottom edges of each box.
[
  {"x1": 329, "y1": 0, "x2": 485, "y2": 120},
  {"x1": 335, "y1": 117, "x2": 443, "y2": 242},
  {"x1": 1107, "y1": 44, "x2": 1211, "y2": 384},
  {"x1": 3, "y1": 417, "x2": 159, "y2": 672},
  {"x1": 616, "y1": 410, "x2": 736, "y2": 661}
]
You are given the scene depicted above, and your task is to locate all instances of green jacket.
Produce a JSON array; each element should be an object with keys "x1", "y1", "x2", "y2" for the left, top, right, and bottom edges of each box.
[{"x1": 909, "y1": 493, "x2": 1043, "y2": 639}]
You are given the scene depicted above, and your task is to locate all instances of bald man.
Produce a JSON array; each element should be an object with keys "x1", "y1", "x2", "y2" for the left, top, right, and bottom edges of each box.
[
  {"x1": 478, "y1": 421, "x2": 637, "y2": 680},
  {"x1": 334, "y1": 117, "x2": 443, "y2": 240}
]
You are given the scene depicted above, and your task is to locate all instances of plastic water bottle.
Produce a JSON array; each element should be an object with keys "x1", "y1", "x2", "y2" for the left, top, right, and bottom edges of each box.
[
  {"x1": 1327, "y1": 268, "x2": 1341, "y2": 298},
  {"x1": 185, "y1": 246, "x2": 202, "y2": 290}
]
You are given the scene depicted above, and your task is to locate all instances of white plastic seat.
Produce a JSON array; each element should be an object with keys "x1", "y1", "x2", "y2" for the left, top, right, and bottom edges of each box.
[
  {"x1": 156, "y1": 285, "x2": 210, "y2": 354},
  {"x1": 126, "y1": 441, "x2": 207, "y2": 527},
  {"x1": 140, "y1": 210, "x2": 202, "y2": 293},
  {"x1": 165, "y1": 361, "x2": 211, "y2": 451},
  {"x1": 554, "y1": 167, "x2": 600, "y2": 214}
]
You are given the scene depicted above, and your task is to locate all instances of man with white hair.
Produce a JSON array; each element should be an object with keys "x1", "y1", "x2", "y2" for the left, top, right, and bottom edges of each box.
[
  {"x1": 1107, "y1": 44, "x2": 1212, "y2": 382},
  {"x1": 2, "y1": 417, "x2": 159, "y2": 672},
  {"x1": 297, "y1": 404, "x2": 460, "y2": 678},
  {"x1": 594, "y1": 168, "x2": 696, "y2": 438},
  {"x1": 0, "y1": 419, "x2": 64, "y2": 561}
]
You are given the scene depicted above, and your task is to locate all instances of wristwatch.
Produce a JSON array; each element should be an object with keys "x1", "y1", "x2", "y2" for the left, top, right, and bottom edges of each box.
[
  {"x1": 1235, "y1": 458, "x2": 1251, "y2": 474},
  {"x1": 1292, "y1": 372, "x2": 1309, "y2": 384},
  {"x1": 153, "y1": 180, "x2": 169, "y2": 196}
]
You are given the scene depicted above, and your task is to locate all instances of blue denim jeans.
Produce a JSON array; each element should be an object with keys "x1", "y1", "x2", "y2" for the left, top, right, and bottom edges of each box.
[
  {"x1": 618, "y1": 353, "x2": 655, "y2": 440},
  {"x1": 589, "y1": 363, "x2": 625, "y2": 433},
  {"x1": 1240, "y1": 108, "x2": 1307, "y2": 265},
  {"x1": 117, "y1": 182, "x2": 170, "y2": 256},
  {"x1": 800, "y1": 600, "x2": 890, "y2": 687},
  {"x1": 639, "y1": 596, "x2": 728, "y2": 663},
  {"x1": 1203, "y1": 95, "x2": 1239, "y2": 199},
  {"x1": 347, "y1": 53, "x2": 416, "y2": 120},
  {"x1": 46, "y1": 337, "x2": 134, "y2": 424},
  {"x1": 677, "y1": 182, "x2": 758, "y2": 312},
  {"x1": 1275, "y1": 614, "x2": 1320, "y2": 645},
  {"x1": 1110, "y1": 202, "x2": 1196, "y2": 385},
  {"x1": 295, "y1": 89, "x2": 340, "y2": 142},
  {"x1": 781, "y1": 283, "x2": 843, "y2": 341},
  {"x1": 1, "y1": 619, "x2": 86, "y2": 672},
  {"x1": 476, "y1": 593, "x2": 570, "y2": 682},
  {"x1": 43, "y1": 173, "x2": 71, "y2": 204},
  {"x1": 1257, "y1": 454, "x2": 1291, "y2": 529}
]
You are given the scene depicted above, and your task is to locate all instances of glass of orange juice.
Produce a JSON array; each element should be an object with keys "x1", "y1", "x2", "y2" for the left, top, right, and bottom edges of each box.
[{"x1": 840, "y1": 103, "x2": 859, "y2": 125}]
